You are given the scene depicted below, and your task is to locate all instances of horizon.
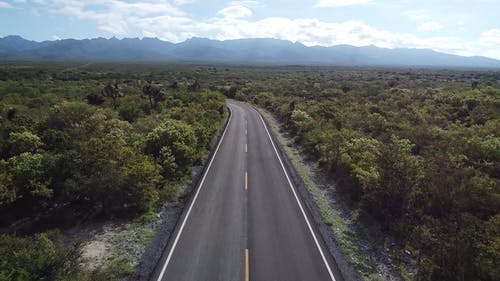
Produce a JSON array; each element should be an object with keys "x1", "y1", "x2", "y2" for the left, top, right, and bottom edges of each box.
[
  {"x1": 2, "y1": 34, "x2": 499, "y2": 61},
  {"x1": 0, "y1": 0, "x2": 499, "y2": 60}
]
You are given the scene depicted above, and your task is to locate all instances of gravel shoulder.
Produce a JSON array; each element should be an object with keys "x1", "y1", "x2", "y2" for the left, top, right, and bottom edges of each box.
[{"x1": 60, "y1": 201, "x2": 184, "y2": 280}]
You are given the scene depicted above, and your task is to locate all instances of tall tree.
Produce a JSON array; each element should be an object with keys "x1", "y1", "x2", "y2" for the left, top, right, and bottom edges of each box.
[
  {"x1": 170, "y1": 81, "x2": 179, "y2": 93},
  {"x1": 142, "y1": 84, "x2": 165, "y2": 109},
  {"x1": 103, "y1": 82, "x2": 123, "y2": 110},
  {"x1": 187, "y1": 80, "x2": 201, "y2": 92}
]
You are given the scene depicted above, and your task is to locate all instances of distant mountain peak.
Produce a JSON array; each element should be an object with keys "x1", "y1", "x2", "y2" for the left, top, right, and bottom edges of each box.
[
  {"x1": 4, "y1": 35, "x2": 25, "y2": 40},
  {"x1": 0, "y1": 35, "x2": 498, "y2": 67}
]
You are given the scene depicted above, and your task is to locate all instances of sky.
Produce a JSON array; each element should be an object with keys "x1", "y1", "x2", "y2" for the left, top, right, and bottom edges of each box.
[{"x1": 1, "y1": 0, "x2": 500, "y2": 59}]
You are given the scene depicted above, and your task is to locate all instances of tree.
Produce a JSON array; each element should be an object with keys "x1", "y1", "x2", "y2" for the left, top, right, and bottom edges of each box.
[
  {"x1": 477, "y1": 214, "x2": 500, "y2": 280},
  {"x1": 471, "y1": 79, "x2": 479, "y2": 90},
  {"x1": 466, "y1": 135, "x2": 500, "y2": 177},
  {"x1": 220, "y1": 85, "x2": 238, "y2": 98},
  {"x1": 86, "y1": 93, "x2": 104, "y2": 106},
  {"x1": 144, "y1": 119, "x2": 197, "y2": 179},
  {"x1": 170, "y1": 81, "x2": 179, "y2": 92},
  {"x1": 310, "y1": 128, "x2": 346, "y2": 168},
  {"x1": 119, "y1": 102, "x2": 143, "y2": 123},
  {"x1": 103, "y1": 82, "x2": 123, "y2": 110},
  {"x1": 0, "y1": 160, "x2": 15, "y2": 207},
  {"x1": 8, "y1": 131, "x2": 43, "y2": 156},
  {"x1": 0, "y1": 232, "x2": 79, "y2": 281},
  {"x1": 290, "y1": 109, "x2": 314, "y2": 141},
  {"x1": 341, "y1": 85, "x2": 352, "y2": 93},
  {"x1": 187, "y1": 80, "x2": 201, "y2": 92},
  {"x1": 340, "y1": 137, "x2": 381, "y2": 196},
  {"x1": 7, "y1": 108, "x2": 17, "y2": 120},
  {"x1": 8, "y1": 152, "x2": 53, "y2": 202},
  {"x1": 68, "y1": 132, "x2": 160, "y2": 215},
  {"x1": 253, "y1": 92, "x2": 274, "y2": 109},
  {"x1": 364, "y1": 135, "x2": 423, "y2": 229},
  {"x1": 142, "y1": 84, "x2": 165, "y2": 109}
]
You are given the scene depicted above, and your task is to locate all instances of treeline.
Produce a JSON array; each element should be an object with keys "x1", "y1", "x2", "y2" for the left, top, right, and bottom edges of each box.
[
  {"x1": 230, "y1": 71, "x2": 499, "y2": 281},
  {"x1": 0, "y1": 65, "x2": 226, "y2": 280}
]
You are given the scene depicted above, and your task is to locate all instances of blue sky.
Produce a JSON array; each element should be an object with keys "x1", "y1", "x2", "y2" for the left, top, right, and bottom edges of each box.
[{"x1": 1, "y1": 0, "x2": 499, "y2": 59}]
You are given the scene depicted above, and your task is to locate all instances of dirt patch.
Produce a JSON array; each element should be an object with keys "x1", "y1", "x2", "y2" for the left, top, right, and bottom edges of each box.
[
  {"x1": 58, "y1": 203, "x2": 182, "y2": 279},
  {"x1": 82, "y1": 238, "x2": 113, "y2": 270}
]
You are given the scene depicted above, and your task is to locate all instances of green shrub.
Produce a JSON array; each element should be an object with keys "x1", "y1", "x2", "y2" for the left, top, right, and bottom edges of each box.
[{"x1": 0, "y1": 233, "x2": 79, "y2": 281}]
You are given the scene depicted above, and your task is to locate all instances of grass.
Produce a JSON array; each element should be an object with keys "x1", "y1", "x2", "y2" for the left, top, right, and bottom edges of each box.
[
  {"x1": 258, "y1": 108, "x2": 376, "y2": 280},
  {"x1": 100, "y1": 258, "x2": 136, "y2": 279}
]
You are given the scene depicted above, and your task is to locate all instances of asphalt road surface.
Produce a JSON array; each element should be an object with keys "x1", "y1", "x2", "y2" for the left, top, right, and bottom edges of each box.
[{"x1": 151, "y1": 101, "x2": 343, "y2": 281}]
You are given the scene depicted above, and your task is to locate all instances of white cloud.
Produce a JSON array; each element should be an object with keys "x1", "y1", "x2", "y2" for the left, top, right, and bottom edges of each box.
[
  {"x1": 0, "y1": 1, "x2": 13, "y2": 8},
  {"x1": 315, "y1": 0, "x2": 372, "y2": 8},
  {"x1": 217, "y1": 5, "x2": 252, "y2": 18},
  {"x1": 405, "y1": 10, "x2": 431, "y2": 21},
  {"x1": 174, "y1": 0, "x2": 196, "y2": 5},
  {"x1": 34, "y1": 0, "x2": 185, "y2": 35},
  {"x1": 26, "y1": 0, "x2": 500, "y2": 59},
  {"x1": 417, "y1": 21, "x2": 443, "y2": 31},
  {"x1": 229, "y1": 1, "x2": 265, "y2": 8},
  {"x1": 134, "y1": 15, "x2": 478, "y2": 57},
  {"x1": 480, "y1": 29, "x2": 500, "y2": 46}
]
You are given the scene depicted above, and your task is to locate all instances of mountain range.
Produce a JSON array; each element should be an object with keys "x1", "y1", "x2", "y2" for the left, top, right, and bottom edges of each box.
[{"x1": 1, "y1": 35, "x2": 499, "y2": 68}]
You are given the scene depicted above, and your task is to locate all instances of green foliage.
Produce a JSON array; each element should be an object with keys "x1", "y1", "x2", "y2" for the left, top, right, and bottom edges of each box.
[
  {"x1": 142, "y1": 84, "x2": 165, "y2": 109},
  {"x1": 365, "y1": 136, "x2": 424, "y2": 229},
  {"x1": 68, "y1": 133, "x2": 160, "y2": 215},
  {"x1": 144, "y1": 119, "x2": 197, "y2": 179},
  {"x1": 253, "y1": 92, "x2": 274, "y2": 109},
  {"x1": 290, "y1": 109, "x2": 314, "y2": 136},
  {"x1": 8, "y1": 152, "x2": 53, "y2": 200},
  {"x1": 4, "y1": 62, "x2": 497, "y2": 280},
  {"x1": 0, "y1": 63, "x2": 227, "y2": 280},
  {"x1": 0, "y1": 160, "x2": 15, "y2": 207},
  {"x1": 187, "y1": 80, "x2": 201, "y2": 92},
  {"x1": 224, "y1": 65, "x2": 499, "y2": 281},
  {"x1": 477, "y1": 214, "x2": 500, "y2": 280},
  {"x1": 118, "y1": 102, "x2": 143, "y2": 123},
  {"x1": 0, "y1": 232, "x2": 79, "y2": 281},
  {"x1": 340, "y1": 137, "x2": 381, "y2": 192},
  {"x1": 471, "y1": 136, "x2": 500, "y2": 160},
  {"x1": 8, "y1": 131, "x2": 43, "y2": 155}
]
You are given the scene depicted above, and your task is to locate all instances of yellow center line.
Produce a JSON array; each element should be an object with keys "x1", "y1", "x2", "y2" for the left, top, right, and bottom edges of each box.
[
  {"x1": 245, "y1": 248, "x2": 249, "y2": 281},
  {"x1": 245, "y1": 172, "x2": 248, "y2": 190}
]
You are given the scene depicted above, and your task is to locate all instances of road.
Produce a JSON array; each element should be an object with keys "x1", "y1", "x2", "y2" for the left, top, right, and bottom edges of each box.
[{"x1": 151, "y1": 101, "x2": 343, "y2": 281}]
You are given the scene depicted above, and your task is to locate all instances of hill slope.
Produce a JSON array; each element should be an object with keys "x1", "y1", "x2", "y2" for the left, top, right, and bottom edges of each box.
[{"x1": 1, "y1": 35, "x2": 499, "y2": 67}]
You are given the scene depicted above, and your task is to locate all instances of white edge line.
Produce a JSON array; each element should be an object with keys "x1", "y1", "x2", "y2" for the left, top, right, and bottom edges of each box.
[
  {"x1": 156, "y1": 107, "x2": 233, "y2": 281},
  {"x1": 253, "y1": 107, "x2": 337, "y2": 281}
]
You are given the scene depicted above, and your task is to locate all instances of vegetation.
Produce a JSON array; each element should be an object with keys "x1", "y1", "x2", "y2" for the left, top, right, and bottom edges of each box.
[
  {"x1": 0, "y1": 62, "x2": 227, "y2": 280},
  {"x1": 0, "y1": 62, "x2": 498, "y2": 281},
  {"x1": 228, "y1": 67, "x2": 499, "y2": 281}
]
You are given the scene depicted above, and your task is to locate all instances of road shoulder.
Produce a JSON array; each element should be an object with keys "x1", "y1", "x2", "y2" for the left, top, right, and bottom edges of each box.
[
  {"x1": 137, "y1": 105, "x2": 232, "y2": 281},
  {"x1": 254, "y1": 106, "x2": 361, "y2": 281}
]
